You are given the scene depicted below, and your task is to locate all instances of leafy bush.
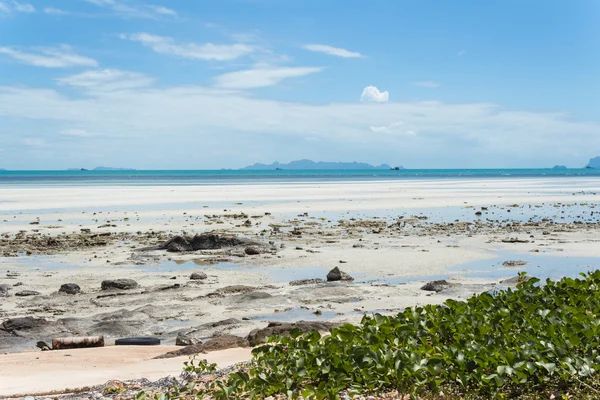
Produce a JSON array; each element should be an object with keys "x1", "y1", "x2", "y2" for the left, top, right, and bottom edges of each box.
[{"x1": 165, "y1": 272, "x2": 600, "y2": 399}]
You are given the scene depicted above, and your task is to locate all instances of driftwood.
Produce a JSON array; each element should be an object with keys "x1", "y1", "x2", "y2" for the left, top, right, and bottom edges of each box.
[{"x1": 52, "y1": 336, "x2": 105, "y2": 350}]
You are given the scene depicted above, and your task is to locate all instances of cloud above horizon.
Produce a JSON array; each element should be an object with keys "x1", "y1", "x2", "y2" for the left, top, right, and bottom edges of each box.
[
  {"x1": 121, "y1": 33, "x2": 255, "y2": 61},
  {"x1": 0, "y1": 45, "x2": 98, "y2": 68},
  {"x1": 302, "y1": 44, "x2": 362, "y2": 58},
  {"x1": 360, "y1": 86, "x2": 389, "y2": 102},
  {"x1": 214, "y1": 66, "x2": 324, "y2": 89}
]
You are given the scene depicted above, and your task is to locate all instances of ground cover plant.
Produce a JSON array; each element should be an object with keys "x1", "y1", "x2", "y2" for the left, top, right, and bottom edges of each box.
[{"x1": 152, "y1": 272, "x2": 600, "y2": 399}]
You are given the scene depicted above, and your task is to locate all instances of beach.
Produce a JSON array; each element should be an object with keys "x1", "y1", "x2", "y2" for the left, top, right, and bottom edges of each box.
[{"x1": 2, "y1": 177, "x2": 600, "y2": 397}]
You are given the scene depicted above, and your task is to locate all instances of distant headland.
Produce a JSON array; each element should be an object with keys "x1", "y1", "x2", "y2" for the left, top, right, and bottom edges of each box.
[
  {"x1": 586, "y1": 157, "x2": 600, "y2": 169},
  {"x1": 240, "y1": 159, "x2": 400, "y2": 170},
  {"x1": 67, "y1": 166, "x2": 136, "y2": 171}
]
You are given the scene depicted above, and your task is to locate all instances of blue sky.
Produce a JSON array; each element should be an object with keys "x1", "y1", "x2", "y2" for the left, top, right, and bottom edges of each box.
[{"x1": 0, "y1": 0, "x2": 598, "y2": 169}]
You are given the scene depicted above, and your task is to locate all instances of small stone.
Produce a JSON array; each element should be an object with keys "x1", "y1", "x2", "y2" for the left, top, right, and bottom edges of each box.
[
  {"x1": 245, "y1": 246, "x2": 261, "y2": 255},
  {"x1": 15, "y1": 290, "x2": 41, "y2": 297},
  {"x1": 100, "y1": 279, "x2": 139, "y2": 290},
  {"x1": 190, "y1": 272, "x2": 208, "y2": 280},
  {"x1": 420, "y1": 280, "x2": 450, "y2": 292}
]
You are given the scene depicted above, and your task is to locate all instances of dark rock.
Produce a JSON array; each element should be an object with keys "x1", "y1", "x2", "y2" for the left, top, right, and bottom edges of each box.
[
  {"x1": 289, "y1": 278, "x2": 325, "y2": 286},
  {"x1": 158, "y1": 233, "x2": 265, "y2": 252},
  {"x1": 0, "y1": 284, "x2": 10, "y2": 297},
  {"x1": 502, "y1": 260, "x2": 529, "y2": 267},
  {"x1": 156, "y1": 334, "x2": 248, "y2": 359},
  {"x1": 1, "y1": 317, "x2": 53, "y2": 334},
  {"x1": 190, "y1": 272, "x2": 207, "y2": 280},
  {"x1": 420, "y1": 280, "x2": 450, "y2": 292},
  {"x1": 101, "y1": 279, "x2": 139, "y2": 291},
  {"x1": 243, "y1": 219, "x2": 253, "y2": 227},
  {"x1": 244, "y1": 246, "x2": 261, "y2": 255},
  {"x1": 247, "y1": 321, "x2": 341, "y2": 346},
  {"x1": 501, "y1": 275, "x2": 532, "y2": 285},
  {"x1": 59, "y1": 283, "x2": 81, "y2": 295},
  {"x1": 15, "y1": 290, "x2": 41, "y2": 297},
  {"x1": 326, "y1": 267, "x2": 354, "y2": 282}
]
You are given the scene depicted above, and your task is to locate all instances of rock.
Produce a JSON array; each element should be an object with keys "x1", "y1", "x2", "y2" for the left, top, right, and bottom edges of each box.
[
  {"x1": 0, "y1": 284, "x2": 10, "y2": 297},
  {"x1": 59, "y1": 283, "x2": 81, "y2": 295},
  {"x1": 244, "y1": 246, "x2": 261, "y2": 255},
  {"x1": 247, "y1": 321, "x2": 340, "y2": 346},
  {"x1": 190, "y1": 272, "x2": 208, "y2": 280},
  {"x1": 501, "y1": 275, "x2": 532, "y2": 285},
  {"x1": 502, "y1": 260, "x2": 529, "y2": 267},
  {"x1": 243, "y1": 219, "x2": 253, "y2": 227},
  {"x1": 157, "y1": 233, "x2": 265, "y2": 252},
  {"x1": 206, "y1": 285, "x2": 257, "y2": 297},
  {"x1": 176, "y1": 318, "x2": 242, "y2": 346},
  {"x1": 1, "y1": 317, "x2": 53, "y2": 334},
  {"x1": 289, "y1": 278, "x2": 325, "y2": 286},
  {"x1": 235, "y1": 292, "x2": 272, "y2": 302},
  {"x1": 15, "y1": 290, "x2": 41, "y2": 297},
  {"x1": 420, "y1": 280, "x2": 450, "y2": 292},
  {"x1": 101, "y1": 279, "x2": 139, "y2": 291},
  {"x1": 156, "y1": 334, "x2": 248, "y2": 359},
  {"x1": 326, "y1": 267, "x2": 354, "y2": 282}
]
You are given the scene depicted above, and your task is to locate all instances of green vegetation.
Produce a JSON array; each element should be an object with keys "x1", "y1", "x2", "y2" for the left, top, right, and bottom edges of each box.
[{"x1": 155, "y1": 272, "x2": 600, "y2": 399}]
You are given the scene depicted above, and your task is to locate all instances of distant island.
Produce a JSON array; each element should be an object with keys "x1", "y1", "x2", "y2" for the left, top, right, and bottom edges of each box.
[
  {"x1": 552, "y1": 165, "x2": 567, "y2": 170},
  {"x1": 586, "y1": 157, "x2": 600, "y2": 169},
  {"x1": 241, "y1": 159, "x2": 398, "y2": 170},
  {"x1": 67, "y1": 166, "x2": 136, "y2": 171}
]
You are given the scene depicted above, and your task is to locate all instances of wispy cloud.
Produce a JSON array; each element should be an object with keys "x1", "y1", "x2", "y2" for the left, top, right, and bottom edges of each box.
[
  {"x1": 60, "y1": 129, "x2": 92, "y2": 137},
  {"x1": 12, "y1": 1, "x2": 34, "y2": 12},
  {"x1": 457, "y1": 49, "x2": 466, "y2": 57},
  {"x1": 23, "y1": 138, "x2": 48, "y2": 147},
  {"x1": 0, "y1": 2, "x2": 9, "y2": 13},
  {"x1": 122, "y1": 33, "x2": 255, "y2": 61},
  {"x1": 0, "y1": 46, "x2": 98, "y2": 68},
  {"x1": 214, "y1": 66, "x2": 323, "y2": 89},
  {"x1": 86, "y1": 0, "x2": 176, "y2": 19},
  {"x1": 302, "y1": 44, "x2": 362, "y2": 58},
  {"x1": 370, "y1": 121, "x2": 417, "y2": 136},
  {"x1": 56, "y1": 69, "x2": 154, "y2": 91},
  {"x1": 411, "y1": 81, "x2": 441, "y2": 88},
  {"x1": 44, "y1": 7, "x2": 68, "y2": 15},
  {"x1": 361, "y1": 86, "x2": 389, "y2": 103}
]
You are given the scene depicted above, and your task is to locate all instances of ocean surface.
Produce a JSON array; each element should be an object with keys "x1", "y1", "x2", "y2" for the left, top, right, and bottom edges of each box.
[{"x1": 0, "y1": 169, "x2": 599, "y2": 186}]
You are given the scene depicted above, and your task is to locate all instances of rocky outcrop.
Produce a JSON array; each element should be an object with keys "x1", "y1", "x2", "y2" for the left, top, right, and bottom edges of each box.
[
  {"x1": 156, "y1": 334, "x2": 249, "y2": 359},
  {"x1": 289, "y1": 278, "x2": 325, "y2": 286},
  {"x1": 59, "y1": 283, "x2": 81, "y2": 295},
  {"x1": 176, "y1": 318, "x2": 242, "y2": 346},
  {"x1": 247, "y1": 321, "x2": 341, "y2": 346},
  {"x1": 157, "y1": 233, "x2": 266, "y2": 252},
  {"x1": 101, "y1": 279, "x2": 139, "y2": 290},
  {"x1": 420, "y1": 280, "x2": 450, "y2": 292},
  {"x1": 586, "y1": 157, "x2": 600, "y2": 169},
  {"x1": 326, "y1": 267, "x2": 354, "y2": 282},
  {"x1": 0, "y1": 284, "x2": 11, "y2": 297}
]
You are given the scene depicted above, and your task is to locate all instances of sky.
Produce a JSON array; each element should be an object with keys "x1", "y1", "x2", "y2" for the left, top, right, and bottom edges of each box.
[{"x1": 0, "y1": 0, "x2": 599, "y2": 170}]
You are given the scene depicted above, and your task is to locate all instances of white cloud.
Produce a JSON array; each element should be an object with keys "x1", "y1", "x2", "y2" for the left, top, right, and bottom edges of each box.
[
  {"x1": 60, "y1": 129, "x2": 92, "y2": 137},
  {"x1": 411, "y1": 81, "x2": 441, "y2": 88},
  {"x1": 86, "y1": 0, "x2": 176, "y2": 19},
  {"x1": 23, "y1": 138, "x2": 48, "y2": 147},
  {"x1": 57, "y1": 69, "x2": 154, "y2": 91},
  {"x1": 214, "y1": 66, "x2": 323, "y2": 89},
  {"x1": 44, "y1": 7, "x2": 68, "y2": 15},
  {"x1": 146, "y1": 5, "x2": 176, "y2": 16},
  {"x1": 0, "y1": 82, "x2": 598, "y2": 168},
  {"x1": 302, "y1": 44, "x2": 362, "y2": 58},
  {"x1": 458, "y1": 49, "x2": 466, "y2": 57},
  {"x1": 12, "y1": 1, "x2": 34, "y2": 12},
  {"x1": 0, "y1": 46, "x2": 98, "y2": 68},
  {"x1": 122, "y1": 33, "x2": 255, "y2": 61},
  {"x1": 361, "y1": 86, "x2": 389, "y2": 103},
  {"x1": 0, "y1": 2, "x2": 10, "y2": 12}
]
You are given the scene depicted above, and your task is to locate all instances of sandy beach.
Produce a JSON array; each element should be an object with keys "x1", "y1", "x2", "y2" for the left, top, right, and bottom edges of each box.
[{"x1": 2, "y1": 177, "x2": 600, "y2": 396}]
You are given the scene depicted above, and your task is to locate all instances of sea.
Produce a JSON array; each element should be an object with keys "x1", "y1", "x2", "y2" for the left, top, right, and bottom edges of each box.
[
  {"x1": 0, "y1": 168, "x2": 600, "y2": 187},
  {"x1": 0, "y1": 169, "x2": 599, "y2": 186}
]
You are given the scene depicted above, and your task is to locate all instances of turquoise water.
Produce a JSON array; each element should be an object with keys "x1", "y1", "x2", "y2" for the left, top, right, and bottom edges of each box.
[{"x1": 1, "y1": 169, "x2": 599, "y2": 186}]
